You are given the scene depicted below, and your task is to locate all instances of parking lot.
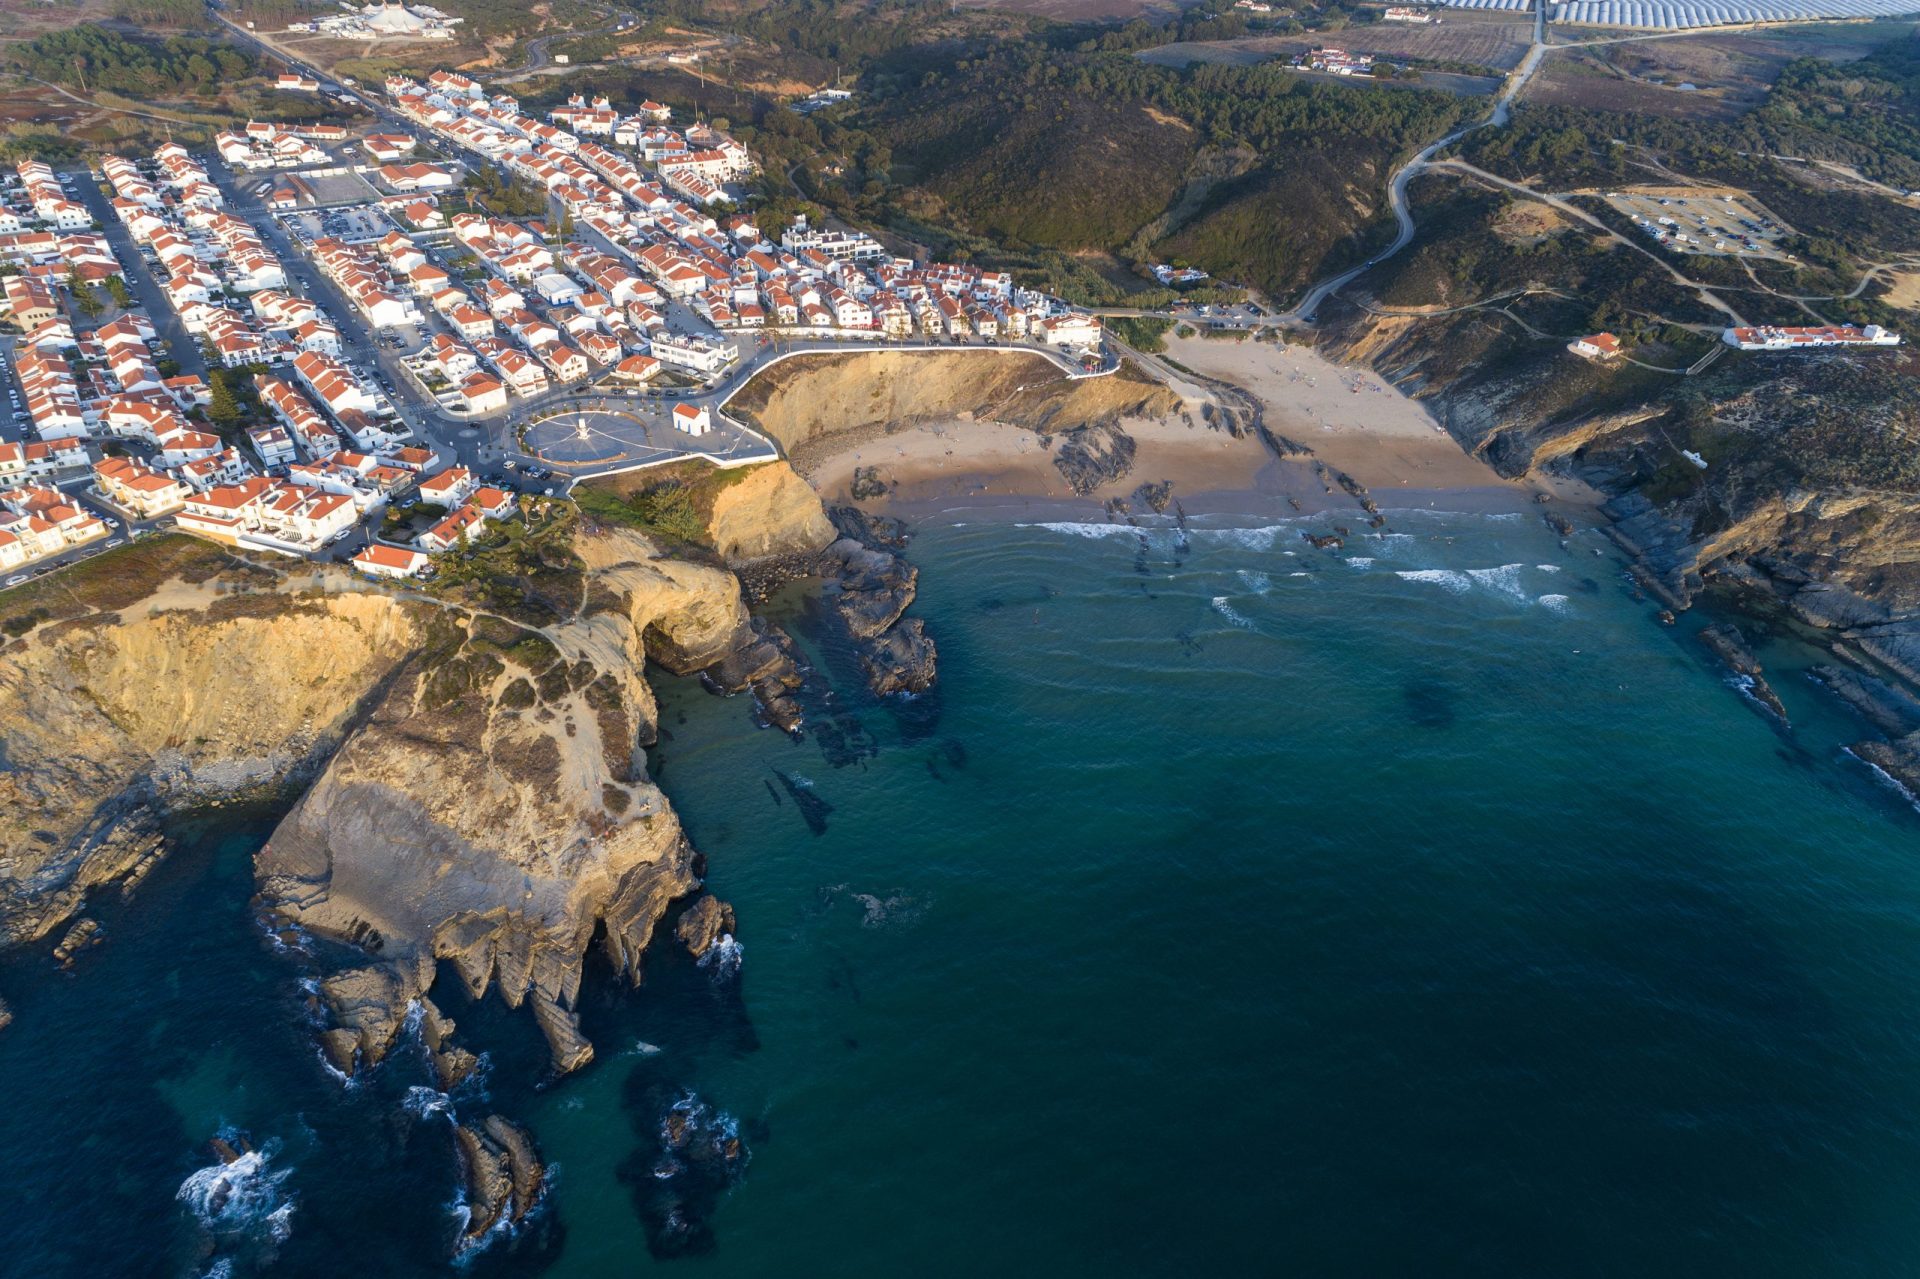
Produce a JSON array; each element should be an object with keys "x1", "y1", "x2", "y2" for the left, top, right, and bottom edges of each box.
[
  {"x1": 283, "y1": 204, "x2": 393, "y2": 245},
  {"x1": 298, "y1": 169, "x2": 386, "y2": 209},
  {"x1": 1604, "y1": 189, "x2": 1793, "y2": 261}
]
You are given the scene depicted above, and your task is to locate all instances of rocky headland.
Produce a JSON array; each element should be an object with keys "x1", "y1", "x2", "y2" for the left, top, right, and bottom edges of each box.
[{"x1": 0, "y1": 459, "x2": 901, "y2": 1250}]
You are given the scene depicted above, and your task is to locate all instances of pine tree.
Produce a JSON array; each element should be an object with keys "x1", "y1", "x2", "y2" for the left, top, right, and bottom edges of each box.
[
  {"x1": 68, "y1": 271, "x2": 103, "y2": 319},
  {"x1": 207, "y1": 372, "x2": 243, "y2": 428}
]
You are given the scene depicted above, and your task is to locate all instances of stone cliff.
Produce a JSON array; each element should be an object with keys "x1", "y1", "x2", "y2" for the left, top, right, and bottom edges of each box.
[
  {"x1": 1320, "y1": 304, "x2": 1920, "y2": 783},
  {"x1": 0, "y1": 572, "x2": 420, "y2": 948},
  {"x1": 724, "y1": 349, "x2": 1184, "y2": 454},
  {"x1": 261, "y1": 525, "x2": 767, "y2": 1077},
  {"x1": 703, "y1": 461, "x2": 838, "y2": 565},
  {"x1": 0, "y1": 521, "x2": 790, "y2": 1082}
]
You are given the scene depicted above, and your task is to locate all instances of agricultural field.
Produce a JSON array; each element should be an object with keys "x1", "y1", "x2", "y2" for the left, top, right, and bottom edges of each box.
[
  {"x1": 1524, "y1": 48, "x2": 1750, "y2": 118},
  {"x1": 1139, "y1": 12, "x2": 1535, "y2": 73},
  {"x1": 1525, "y1": 21, "x2": 1912, "y2": 119},
  {"x1": 956, "y1": 0, "x2": 1197, "y2": 17}
]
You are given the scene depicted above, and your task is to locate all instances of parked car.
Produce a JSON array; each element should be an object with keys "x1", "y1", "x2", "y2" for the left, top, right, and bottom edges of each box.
[{"x1": 4, "y1": 574, "x2": 24, "y2": 587}]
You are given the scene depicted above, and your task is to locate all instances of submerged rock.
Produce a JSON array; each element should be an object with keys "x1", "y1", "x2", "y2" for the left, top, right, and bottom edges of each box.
[
  {"x1": 619, "y1": 1083, "x2": 751, "y2": 1260},
  {"x1": 1698, "y1": 622, "x2": 1788, "y2": 722},
  {"x1": 50, "y1": 917, "x2": 103, "y2": 967}
]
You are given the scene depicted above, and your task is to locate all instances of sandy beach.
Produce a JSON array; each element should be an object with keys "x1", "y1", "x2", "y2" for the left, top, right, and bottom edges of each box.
[{"x1": 792, "y1": 331, "x2": 1598, "y2": 518}]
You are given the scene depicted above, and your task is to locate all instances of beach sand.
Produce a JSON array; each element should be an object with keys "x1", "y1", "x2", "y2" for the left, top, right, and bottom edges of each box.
[{"x1": 792, "y1": 331, "x2": 1599, "y2": 518}]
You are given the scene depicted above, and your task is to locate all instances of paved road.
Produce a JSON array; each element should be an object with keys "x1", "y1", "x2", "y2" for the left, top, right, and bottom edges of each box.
[
  {"x1": 1291, "y1": 0, "x2": 1550, "y2": 324},
  {"x1": 67, "y1": 173, "x2": 209, "y2": 379}
]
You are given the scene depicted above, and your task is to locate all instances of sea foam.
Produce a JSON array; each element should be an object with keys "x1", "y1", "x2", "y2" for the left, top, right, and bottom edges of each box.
[
  {"x1": 1394, "y1": 568, "x2": 1472, "y2": 595},
  {"x1": 1211, "y1": 597, "x2": 1254, "y2": 629},
  {"x1": 177, "y1": 1141, "x2": 295, "y2": 1248},
  {"x1": 1466, "y1": 563, "x2": 1530, "y2": 602}
]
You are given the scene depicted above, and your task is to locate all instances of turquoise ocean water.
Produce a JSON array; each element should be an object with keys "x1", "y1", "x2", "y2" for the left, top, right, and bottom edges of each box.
[{"x1": 6, "y1": 501, "x2": 1920, "y2": 1277}]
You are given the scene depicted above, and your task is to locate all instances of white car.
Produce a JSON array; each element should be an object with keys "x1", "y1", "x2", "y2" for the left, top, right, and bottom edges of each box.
[
  {"x1": 4, "y1": 574, "x2": 23, "y2": 586},
  {"x1": 106, "y1": 539, "x2": 124, "y2": 548}
]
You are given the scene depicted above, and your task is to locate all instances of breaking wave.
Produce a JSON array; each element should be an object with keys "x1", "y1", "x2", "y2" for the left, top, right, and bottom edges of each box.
[
  {"x1": 1536, "y1": 594, "x2": 1573, "y2": 615},
  {"x1": 1210, "y1": 597, "x2": 1254, "y2": 629},
  {"x1": 177, "y1": 1139, "x2": 295, "y2": 1259},
  {"x1": 1345, "y1": 557, "x2": 1374, "y2": 570},
  {"x1": 1018, "y1": 521, "x2": 1138, "y2": 541},
  {"x1": 1236, "y1": 569, "x2": 1273, "y2": 594},
  {"x1": 1394, "y1": 568, "x2": 1472, "y2": 595},
  {"x1": 404, "y1": 1086, "x2": 452, "y2": 1120},
  {"x1": 1465, "y1": 563, "x2": 1530, "y2": 602},
  {"x1": 1845, "y1": 747, "x2": 1920, "y2": 814},
  {"x1": 699, "y1": 934, "x2": 743, "y2": 981},
  {"x1": 1395, "y1": 564, "x2": 1551, "y2": 605}
]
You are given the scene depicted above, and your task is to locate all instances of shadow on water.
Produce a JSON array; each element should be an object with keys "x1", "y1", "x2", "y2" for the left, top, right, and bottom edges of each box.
[
  {"x1": 570, "y1": 906, "x2": 762, "y2": 1260},
  {"x1": 1402, "y1": 676, "x2": 1458, "y2": 729}
]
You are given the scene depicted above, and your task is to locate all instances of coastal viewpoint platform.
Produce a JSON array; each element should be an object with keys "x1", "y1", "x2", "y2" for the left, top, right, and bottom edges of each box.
[{"x1": 502, "y1": 339, "x2": 1116, "y2": 485}]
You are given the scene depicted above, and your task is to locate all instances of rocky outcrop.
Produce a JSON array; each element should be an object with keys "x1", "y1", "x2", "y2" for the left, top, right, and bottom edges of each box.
[
  {"x1": 418, "y1": 996, "x2": 479, "y2": 1091},
  {"x1": 0, "y1": 524, "x2": 782, "y2": 1086},
  {"x1": 860, "y1": 619, "x2": 938, "y2": 696},
  {"x1": 703, "y1": 461, "x2": 837, "y2": 566},
  {"x1": 1053, "y1": 421, "x2": 1137, "y2": 496},
  {"x1": 577, "y1": 525, "x2": 810, "y2": 732},
  {"x1": 817, "y1": 538, "x2": 916, "y2": 641},
  {"x1": 674, "y1": 894, "x2": 736, "y2": 959},
  {"x1": 259, "y1": 529, "x2": 735, "y2": 1079},
  {"x1": 1811, "y1": 663, "x2": 1920, "y2": 798},
  {"x1": 50, "y1": 917, "x2": 103, "y2": 967},
  {"x1": 454, "y1": 1116, "x2": 544, "y2": 1247},
  {"x1": 812, "y1": 534, "x2": 940, "y2": 698},
  {"x1": 1697, "y1": 622, "x2": 1787, "y2": 722}
]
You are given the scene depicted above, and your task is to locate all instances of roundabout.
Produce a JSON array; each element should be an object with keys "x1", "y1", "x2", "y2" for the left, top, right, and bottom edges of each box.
[{"x1": 518, "y1": 402, "x2": 655, "y2": 467}]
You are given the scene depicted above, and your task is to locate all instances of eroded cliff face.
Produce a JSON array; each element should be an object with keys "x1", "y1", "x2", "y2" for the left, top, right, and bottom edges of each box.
[
  {"x1": 0, "y1": 526, "x2": 770, "y2": 1086},
  {"x1": 258, "y1": 526, "x2": 754, "y2": 1077},
  {"x1": 703, "y1": 461, "x2": 837, "y2": 566},
  {"x1": 0, "y1": 583, "x2": 421, "y2": 947},
  {"x1": 726, "y1": 350, "x2": 1184, "y2": 451}
]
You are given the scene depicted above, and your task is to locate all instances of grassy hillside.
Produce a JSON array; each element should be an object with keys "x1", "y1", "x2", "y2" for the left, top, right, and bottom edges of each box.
[{"x1": 879, "y1": 83, "x2": 1198, "y2": 250}]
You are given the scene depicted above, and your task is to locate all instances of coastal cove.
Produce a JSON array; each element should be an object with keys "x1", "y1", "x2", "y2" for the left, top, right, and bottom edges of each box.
[{"x1": 8, "y1": 498, "x2": 1920, "y2": 1275}]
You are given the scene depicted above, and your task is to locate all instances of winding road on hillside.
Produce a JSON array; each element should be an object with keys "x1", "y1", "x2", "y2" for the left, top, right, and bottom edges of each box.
[{"x1": 1290, "y1": 0, "x2": 1550, "y2": 323}]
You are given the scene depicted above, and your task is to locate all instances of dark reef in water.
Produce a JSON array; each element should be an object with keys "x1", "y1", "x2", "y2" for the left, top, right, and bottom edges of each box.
[{"x1": 771, "y1": 769, "x2": 834, "y2": 835}]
